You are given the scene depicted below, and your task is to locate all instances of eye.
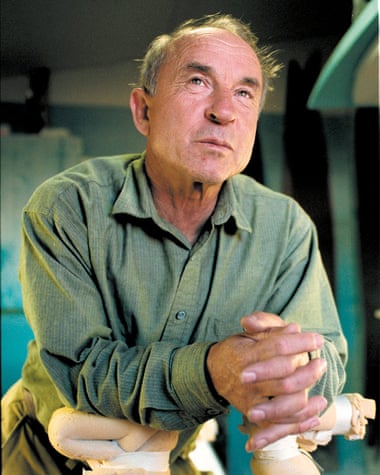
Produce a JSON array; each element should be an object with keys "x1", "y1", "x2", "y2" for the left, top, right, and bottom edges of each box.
[
  {"x1": 190, "y1": 77, "x2": 205, "y2": 86},
  {"x1": 237, "y1": 89, "x2": 252, "y2": 99}
]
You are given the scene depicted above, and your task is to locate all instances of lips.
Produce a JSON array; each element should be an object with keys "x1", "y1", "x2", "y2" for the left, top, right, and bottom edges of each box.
[{"x1": 197, "y1": 137, "x2": 233, "y2": 150}]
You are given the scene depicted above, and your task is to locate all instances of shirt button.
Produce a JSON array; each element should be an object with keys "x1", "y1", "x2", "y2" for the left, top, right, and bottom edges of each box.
[{"x1": 175, "y1": 310, "x2": 187, "y2": 320}]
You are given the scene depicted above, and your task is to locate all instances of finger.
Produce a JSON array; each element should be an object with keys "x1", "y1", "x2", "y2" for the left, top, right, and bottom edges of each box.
[
  {"x1": 248, "y1": 393, "x2": 327, "y2": 425},
  {"x1": 246, "y1": 358, "x2": 327, "y2": 406},
  {"x1": 271, "y1": 395, "x2": 328, "y2": 425},
  {"x1": 241, "y1": 352, "x2": 312, "y2": 383},
  {"x1": 246, "y1": 415, "x2": 322, "y2": 452},
  {"x1": 251, "y1": 332, "x2": 324, "y2": 361},
  {"x1": 242, "y1": 322, "x2": 303, "y2": 343},
  {"x1": 241, "y1": 312, "x2": 287, "y2": 333}
]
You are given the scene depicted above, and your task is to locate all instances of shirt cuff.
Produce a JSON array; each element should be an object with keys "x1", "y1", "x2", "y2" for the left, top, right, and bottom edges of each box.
[{"x1": 171, "y1": 342, "x2": 229, "y2": 424}]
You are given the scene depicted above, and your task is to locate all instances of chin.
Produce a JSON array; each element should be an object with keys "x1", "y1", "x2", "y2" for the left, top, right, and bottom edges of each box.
[
  {"x1": 192, "y1": 171, "x2": 231, "y2": 186},
  {"x1": 187, "y1": 158, "x2": 243, "y2": 185}
]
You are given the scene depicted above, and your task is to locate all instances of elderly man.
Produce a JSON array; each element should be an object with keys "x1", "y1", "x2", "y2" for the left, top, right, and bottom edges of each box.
[{"x1": 2, "y1": 14, "x2": 347, "y2": 475}]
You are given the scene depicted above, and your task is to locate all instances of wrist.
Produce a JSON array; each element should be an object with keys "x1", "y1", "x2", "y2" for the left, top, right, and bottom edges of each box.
[{"x1": 205, "y1": 344, "x2": 229, "y2": 407}]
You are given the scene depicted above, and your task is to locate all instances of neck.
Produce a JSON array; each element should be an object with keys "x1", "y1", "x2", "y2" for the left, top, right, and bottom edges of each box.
[{"x1": 146, "y1": 165, "x2": 221, "y2": 245}]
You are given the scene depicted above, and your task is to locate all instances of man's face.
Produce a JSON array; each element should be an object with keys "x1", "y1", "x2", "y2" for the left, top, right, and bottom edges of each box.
[{"x1": 143, "y1": 28, "x2": 263, "y2": 186}]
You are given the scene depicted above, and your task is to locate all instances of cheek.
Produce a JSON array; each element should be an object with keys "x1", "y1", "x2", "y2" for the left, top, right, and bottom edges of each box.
[
  {"x1": 149, "y1": 113, "x2": 189, "y2": 155},
  {"x1": 151, "y1": 99, "x2": 189, "y2": 134},
  {"x1": 148, "y1": 104, "x2": 175, "y2": 138},
  {"x1": 239, "y1": 121, "x2": 257, "y2": 152},
  {"x1": 233, "y1": 125, "x2": 257, "y2": 170}
]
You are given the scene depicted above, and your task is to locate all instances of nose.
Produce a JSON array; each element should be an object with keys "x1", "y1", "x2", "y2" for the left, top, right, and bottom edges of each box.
[{"x1": 205, "y1": 88, "x2": 236, "y2": 125}]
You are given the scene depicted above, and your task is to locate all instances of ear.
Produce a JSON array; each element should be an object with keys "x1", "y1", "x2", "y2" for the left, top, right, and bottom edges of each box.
[{"x1": 130, "y1": 88, "x2": 150, "y2": 137}]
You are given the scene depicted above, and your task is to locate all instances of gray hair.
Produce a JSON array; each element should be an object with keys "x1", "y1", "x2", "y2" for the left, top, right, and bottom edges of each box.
[{"x1": 138, "y1": 13, "x2": 282, "y2": 107}]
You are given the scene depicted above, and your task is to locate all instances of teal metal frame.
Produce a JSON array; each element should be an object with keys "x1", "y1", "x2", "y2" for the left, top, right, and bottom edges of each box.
[{"x1": 322, "y1": 115, "x2": 367, "y2": 474}]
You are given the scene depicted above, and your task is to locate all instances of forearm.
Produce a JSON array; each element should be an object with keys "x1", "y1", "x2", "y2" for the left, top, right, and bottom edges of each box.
[{"x1": 39, "y1": 338, "x2": 224, "y2": 431}]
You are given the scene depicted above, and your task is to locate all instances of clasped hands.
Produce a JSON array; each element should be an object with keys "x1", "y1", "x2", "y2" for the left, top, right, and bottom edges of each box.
[{"x1": 206, "y1": 312, "x2": 327, "y2": 451}]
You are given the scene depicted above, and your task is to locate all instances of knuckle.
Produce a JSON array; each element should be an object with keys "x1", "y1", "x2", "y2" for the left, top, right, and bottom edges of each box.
[
  {"x1": 274, "y1": 337, "x2": 289, "y2": 354},
  {"x1": 277, "y1": 378, "x2": 293, "y2": 394}
]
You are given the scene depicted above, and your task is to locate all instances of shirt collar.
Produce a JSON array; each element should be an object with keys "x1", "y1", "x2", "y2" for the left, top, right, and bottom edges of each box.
[
  {"x1": 112, "y1": 153, "x2": 252, "y2": 233},
  {"x1": 111, "y1": 153, "x2": 154, "y2": 219},
  {"x1": 212, "y1": 179, "x2": 252, "y2": 233}
]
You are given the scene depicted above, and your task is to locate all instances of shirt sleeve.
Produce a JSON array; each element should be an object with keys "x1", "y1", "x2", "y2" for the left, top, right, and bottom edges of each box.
[
  {"x1": 19, "y1": 190, "x2": 226, "y2": 431},
  {"x1": 264, "y1": 204, "x2": 347, "y2": 404}
]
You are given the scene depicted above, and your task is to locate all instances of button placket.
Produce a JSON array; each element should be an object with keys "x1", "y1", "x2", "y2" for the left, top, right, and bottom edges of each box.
[{"x1": 160, "y1": 250, "x2": 204, "y2": 342}]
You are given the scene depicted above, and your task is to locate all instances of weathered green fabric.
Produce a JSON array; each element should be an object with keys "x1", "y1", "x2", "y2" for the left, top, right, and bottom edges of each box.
[{"x1": 3, "y1": 152, "x2": 347, "y2": 473}]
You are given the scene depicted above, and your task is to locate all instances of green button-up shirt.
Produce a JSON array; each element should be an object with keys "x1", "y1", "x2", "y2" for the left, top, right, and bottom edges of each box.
[{"x1": 20, "y1": 153, "x2": 347, "y2": 463}]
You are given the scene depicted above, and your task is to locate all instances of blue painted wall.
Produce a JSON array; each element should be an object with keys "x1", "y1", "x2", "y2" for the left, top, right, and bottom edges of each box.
[{"x1": 49, "y1": 105, "x2": 147, "y2": 157}]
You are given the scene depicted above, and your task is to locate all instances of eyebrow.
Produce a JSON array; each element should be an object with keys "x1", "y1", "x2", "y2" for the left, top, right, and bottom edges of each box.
[
  {"x1": 186, "y1": 61, "x2": 211, "y2": 74},
  {"x1": 185, "y1": 61, "x2": 260, "y2": 89}
]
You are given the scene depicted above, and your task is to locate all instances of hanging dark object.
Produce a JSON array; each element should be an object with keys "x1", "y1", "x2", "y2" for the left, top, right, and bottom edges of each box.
[{"x1": 24, "y1": 67, "x2": 50, "y2": 133}]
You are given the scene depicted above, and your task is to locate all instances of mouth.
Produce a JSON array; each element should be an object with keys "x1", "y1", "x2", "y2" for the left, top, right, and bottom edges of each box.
[{"x1": 197, "y1": 138, "x2": 233, "y2": 151}]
